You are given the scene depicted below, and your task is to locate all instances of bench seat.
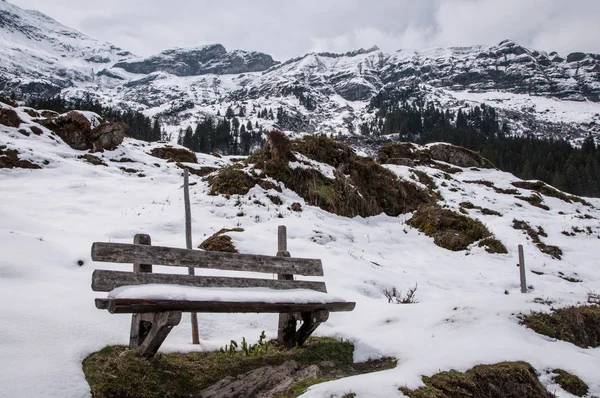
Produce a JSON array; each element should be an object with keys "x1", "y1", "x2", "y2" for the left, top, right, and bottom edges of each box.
[{"x1": 96, "y1": 298, "x2": 356, "y2": 314}]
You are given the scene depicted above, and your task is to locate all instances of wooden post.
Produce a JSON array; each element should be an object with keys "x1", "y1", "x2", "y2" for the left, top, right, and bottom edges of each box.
[
  {"x1": 518, "y1": 244, "x2": 527, "y2": 293},
  {"x1": 277, "y1": 225, "x2": 297, "y2": 347},
  {"x1": 184, "y1": 168, "x2": 200, "y2": 345}
]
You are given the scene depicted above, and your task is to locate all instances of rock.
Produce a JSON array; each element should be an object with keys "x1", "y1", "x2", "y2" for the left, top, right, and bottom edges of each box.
[
  {"x1": 41, "y1": 111, "x2": 92, "y2": 150},
  {"x1": 150, "y1": 146, "x2": 198, "y2": 163},
  {"x1": 23, "y1": 108, "x2": 40, "y2": 118},
  {"x1": 0, "y1": 108, "x2": 22, "y2": 128},
  {"x1": 199, "y1": 360, "x2": 320, "y2": 398},
  {"x1": 176, "y1": 163, "x2": 217, "y2": 177},
  {"x1": 290, "y1": 202, "x2": 302, "y2": 212},
  {"x1": 89, "y1": 122, "x2": 127, "y2": 152},
  {"x1": 428, "y1": 143, "x2": 495, "y2": 169}
]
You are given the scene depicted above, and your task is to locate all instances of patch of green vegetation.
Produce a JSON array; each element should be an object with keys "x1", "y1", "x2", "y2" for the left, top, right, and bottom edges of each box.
[
  {"x1": 399, "y1": 361, "x2": 552, "y2": 398},
  {"x1": 493, "y1": 186, "x2": 521, "y2": 195},
  {"x1": 520, "y1": 306, "x2": 600, "y2": 348},
  {"x1": 198, "y1": 228, "x2": 244, "y2": 253},
  {"x1": 459, "y1": 201, "x2": 502, "y2": 216},
  {"x1": 478, "y1": 237, "x2": 508, "y2": 254},
  {"x1": 411, "y1": 169, "x2": 438, "y2": 192},
  {"x1": 552, "y1": 369, "x2": 589, "y2": 397},
  {"x1": 407, "y1": 205, "x2": 492, "y2": 251},
  {"x1": 83, "y1": 337, "x2": 392, "y2": 398}
]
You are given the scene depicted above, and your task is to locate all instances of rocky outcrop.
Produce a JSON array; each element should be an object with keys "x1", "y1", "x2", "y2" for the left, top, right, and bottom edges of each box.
[
  {"x1": 199, "y1": 360, "x2": 320, "y2": 398},
  {"x1": 114, "y1": 44, "x2": 279, "y2": 76}
]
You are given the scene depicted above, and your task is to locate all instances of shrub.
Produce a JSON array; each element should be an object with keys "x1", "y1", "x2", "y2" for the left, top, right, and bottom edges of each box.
[
  {"x1": 478, "y1": 237, "x2": 508, "y2": 254},
  {"x1": 207, "y1": 167, "x2": 257, "y2": 196}
]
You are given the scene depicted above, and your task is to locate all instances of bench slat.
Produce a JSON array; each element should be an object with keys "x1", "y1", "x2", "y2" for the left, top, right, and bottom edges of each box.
[
  {"x1": 95, "y1": 298, "x2": 356, "y2": 314},
  {"x1": 92, "y1": 270, "x2": 327, "y2": 293},
  {"x1": 92, "y1": 242, "x2": 324, "y2": 276}
]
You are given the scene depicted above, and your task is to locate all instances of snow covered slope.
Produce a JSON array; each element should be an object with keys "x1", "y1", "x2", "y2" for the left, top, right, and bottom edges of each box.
[
  {"x1": 1, "y1": 1, "x2": 600, "y2": 143},
  {"x1": 1, "y1": 102, "x2": 600, "y2": 397}
]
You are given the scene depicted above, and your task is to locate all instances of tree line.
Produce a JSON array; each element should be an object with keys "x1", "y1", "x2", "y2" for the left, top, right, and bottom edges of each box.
[{"x1": 369, "y1": 100, "x2": 600, "y2": 198}]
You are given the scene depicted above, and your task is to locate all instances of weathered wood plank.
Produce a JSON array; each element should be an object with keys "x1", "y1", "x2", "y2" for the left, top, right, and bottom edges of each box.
[
  {"x1": 91, "y1": 242, "x2": 324, "y2": 276},
  {"x1": 92, "y1": 270, "x2": 327, "y2": 293},
  {"x1": 96, "y1": 299, "x2": 356, "y2": 314},
  {"x1": 276, "y1": 225, "x2": 298, "y2": 345},
  {"x1": 183, "y1": 168, "x2": 200, "y2": 345}
]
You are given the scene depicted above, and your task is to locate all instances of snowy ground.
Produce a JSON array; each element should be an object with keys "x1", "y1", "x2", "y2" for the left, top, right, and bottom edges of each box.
[{"x1": 1, "y1": 107, "x2": 600, "y2": 397}]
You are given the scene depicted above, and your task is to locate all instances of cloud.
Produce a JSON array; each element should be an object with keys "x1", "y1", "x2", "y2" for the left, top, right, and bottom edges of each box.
[{"x1": 8, "y1": 0, "x2": 600, "y2": 60}]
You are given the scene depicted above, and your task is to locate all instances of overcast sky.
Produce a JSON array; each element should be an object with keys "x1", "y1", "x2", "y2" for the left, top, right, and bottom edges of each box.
[{"x1": 10, "y1": 0, "x2": 600, "y2": 61}]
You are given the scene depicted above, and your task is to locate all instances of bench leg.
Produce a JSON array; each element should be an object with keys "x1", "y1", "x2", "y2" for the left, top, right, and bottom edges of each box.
[
  {"x1": 129, "y1": 312, "x2": 182, "y2": 357},
  {"x1": 278, "y1": 312, "x2": 298, "y2": 348},
  {"x1": 296, "y1": 310, "x2": 329, "y2": 347}
]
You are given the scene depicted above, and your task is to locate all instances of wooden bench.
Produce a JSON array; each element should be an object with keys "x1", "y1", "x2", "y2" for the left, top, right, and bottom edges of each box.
[{"x1": 91, "y1": 226, "x2": 355, "y2": 357}]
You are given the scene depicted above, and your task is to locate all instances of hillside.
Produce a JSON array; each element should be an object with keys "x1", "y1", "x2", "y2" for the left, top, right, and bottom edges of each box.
[{"x1": 1, "y1": 101, "x2": 600, "y2": 397}]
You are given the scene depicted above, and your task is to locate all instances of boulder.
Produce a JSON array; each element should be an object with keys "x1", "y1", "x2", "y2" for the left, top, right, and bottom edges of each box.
[
  {"x1": 0, "y1": 146, "x2": 40, "y2": 169},
  {"x1": 41, "y1": 111, "x2": 92, "y2": 150},
  {"x1": 89, "y1": 122, "x2": 127, "y2": 153},
  {"x1": 0, "y1": 108, "x2": 22, "y2": 128},
  {"x1": 428, "y1": 143, "x2": 494, "y2": 169}
]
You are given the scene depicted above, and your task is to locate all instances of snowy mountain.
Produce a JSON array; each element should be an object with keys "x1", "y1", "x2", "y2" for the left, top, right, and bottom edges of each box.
[
  {"x1": 1, "y1": 99, "x2": 600, "y2": 397},
  {"x1": 1, "y1": 1, "x2": 600, "y2": 144}
]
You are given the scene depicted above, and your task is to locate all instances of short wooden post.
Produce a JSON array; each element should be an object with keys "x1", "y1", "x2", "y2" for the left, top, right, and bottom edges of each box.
[
  {"x1": 277, "y1": 225, "x2": 297, "y2": 347},
  {"x1": 184, "y1": 168, "x2": 200, "y2": 345},
  {"x1": 518, "y1": 244, "x2": 527, "y2": 293}
]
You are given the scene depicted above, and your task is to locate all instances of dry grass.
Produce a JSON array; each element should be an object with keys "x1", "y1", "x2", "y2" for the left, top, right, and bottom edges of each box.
[
  {"x1": 512, "y1": 180, "x2": 591, "y2": 206},
  {"x1": 512, "y1": 219, "x2": 562, "y2": 260},
  {"x1": 552, "y1": 369, "x2": 589, "y2": 396},
  {"x1": 149, "y1": 146, "x2": 198, "y2": 163},
  {"x1": 198, "y1": 228, "x2": 244, "y2": 253}
]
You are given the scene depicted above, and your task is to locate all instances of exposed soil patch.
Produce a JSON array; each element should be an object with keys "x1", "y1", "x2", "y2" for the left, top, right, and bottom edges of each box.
[
  {"x1": 150, "y1": 146, "x2": 198, "y2": 163},
  {"x1": 515, "y1": 194, "x2": 550, "y2": 211},
  {"x1": 199, "y1": 228, "x2": 244, "y2": 253},
  {"x1": 176, "y1": 162, "x2": 217, "y2": 177},
  {"x1": 407, "y1": 204, "x2": 493, "y2": 251},
  {"x1": 459, "y1": 201, "x2": 502, "y2": 216},
  {"x1": 0, "y1": 146, "x2": 40, "y2": 169},
  {"x1": 520, "y1": 306, "x2": 600, "y2": 348},
  {"x1": 399, "y1": 361, "x2": 553, "y2": 398}
]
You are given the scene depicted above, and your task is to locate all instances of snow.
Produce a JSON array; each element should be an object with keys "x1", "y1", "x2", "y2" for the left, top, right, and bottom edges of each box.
[
  {"x1": 107, "y1": 285, "x2": 346, "y2": 304},
  {"x1": 2, "y1": 109, "x2": 600, "y2": 397}
]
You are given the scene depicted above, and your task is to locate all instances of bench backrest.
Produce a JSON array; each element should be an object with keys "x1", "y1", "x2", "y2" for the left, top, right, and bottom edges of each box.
[{"x1": 91, "y1": 228, "x2": 326, "y2": 294}]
